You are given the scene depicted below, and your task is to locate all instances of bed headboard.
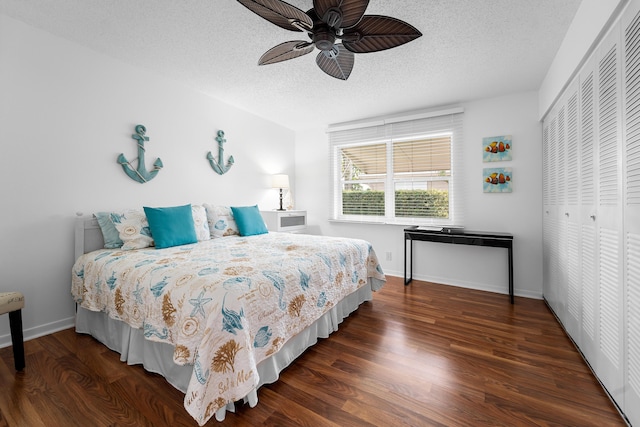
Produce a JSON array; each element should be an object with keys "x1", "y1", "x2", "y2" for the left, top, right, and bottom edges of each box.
[{"x1": 74, "y1": 213, "x2": 105, "y2": 260}]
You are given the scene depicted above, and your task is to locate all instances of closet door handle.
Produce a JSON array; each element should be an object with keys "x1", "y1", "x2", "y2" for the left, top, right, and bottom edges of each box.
[{"x1": 590, "y1": 215, "x2": 596, "y2": 221}]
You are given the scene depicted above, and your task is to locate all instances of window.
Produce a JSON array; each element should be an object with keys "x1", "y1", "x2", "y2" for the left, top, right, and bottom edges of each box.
[{"x1": 329, "y1": 109, "x2": 464, "y2": 225}]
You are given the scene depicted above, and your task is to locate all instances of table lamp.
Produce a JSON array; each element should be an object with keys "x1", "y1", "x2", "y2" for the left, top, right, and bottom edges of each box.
[{"x1": 271, "y1": 174, "x2": 289, "y2": 211}]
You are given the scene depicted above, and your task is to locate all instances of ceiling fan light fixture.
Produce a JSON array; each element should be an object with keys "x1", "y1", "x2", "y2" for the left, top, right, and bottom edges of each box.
[{"x1": 323, "y1": 46, "x2": 339, "y2": 59}]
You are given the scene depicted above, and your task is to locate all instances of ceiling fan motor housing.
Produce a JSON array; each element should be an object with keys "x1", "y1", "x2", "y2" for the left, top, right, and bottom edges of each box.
[{"x1": 313, "y1": 25, "x2": 336, "y2": 51}]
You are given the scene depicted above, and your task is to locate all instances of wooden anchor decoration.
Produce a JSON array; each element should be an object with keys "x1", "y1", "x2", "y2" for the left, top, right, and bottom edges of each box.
[
  {"x1": 117, "y1": 124, "x2": 163, "y2": 183},
  {"x1": 207, "y1": 130, "x2": 234, "y2": 175}
]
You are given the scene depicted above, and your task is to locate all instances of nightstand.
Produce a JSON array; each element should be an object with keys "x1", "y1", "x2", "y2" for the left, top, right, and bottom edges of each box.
[{"x1": 261, "y1": 210, "x2": 307, "y2": 232}]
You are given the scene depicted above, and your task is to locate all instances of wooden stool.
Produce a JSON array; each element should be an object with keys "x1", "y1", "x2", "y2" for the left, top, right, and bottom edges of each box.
[{"x1": 0, "y1": 292, "x2": 25, "y2": 371}]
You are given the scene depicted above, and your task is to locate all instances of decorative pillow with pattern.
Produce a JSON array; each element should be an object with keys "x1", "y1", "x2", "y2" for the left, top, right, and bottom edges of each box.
[
  {"x1": 112, "y1": 209, "x2": 154, "y2": 250},
  {"x1": 94, "y1": 212, "x2": 124, "y2": 249},
  {"x1": 191, "y1": 205, "x2": 211, "y2": 241},
  {"x1": 203, "y1": 204, "x2": 239, "y2": 238}
]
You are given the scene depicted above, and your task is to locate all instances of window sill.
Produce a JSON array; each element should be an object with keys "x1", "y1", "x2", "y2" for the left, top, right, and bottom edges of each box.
[{"x1": 328, "y1": 218, "x2": 455, "y2": 227}]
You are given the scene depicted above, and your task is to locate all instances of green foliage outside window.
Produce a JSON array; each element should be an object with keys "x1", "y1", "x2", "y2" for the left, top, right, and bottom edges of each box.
[
  {"x1": 342, "y1": 190, "x2": 385, "y2": 215},
  {"x1": 395, "y1": 190, "x2": 449, "y2": 218},
  {"x1": 342, "y1": 190, "x2": 449, "y2": 218}
]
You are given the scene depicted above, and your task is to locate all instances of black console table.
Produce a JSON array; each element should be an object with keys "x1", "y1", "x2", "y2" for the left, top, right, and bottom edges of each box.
[{"x1": 404, "y1": 227, "x2": 514, "y2": 304}]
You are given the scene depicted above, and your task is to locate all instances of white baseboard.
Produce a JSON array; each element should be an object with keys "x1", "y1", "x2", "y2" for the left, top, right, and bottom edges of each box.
[
  {"x1": 383, "y1": 270, "x2": 542, "y2": 300},
  {"x1": 0, "y1": 316, "x2": 75, "y2": 348}
]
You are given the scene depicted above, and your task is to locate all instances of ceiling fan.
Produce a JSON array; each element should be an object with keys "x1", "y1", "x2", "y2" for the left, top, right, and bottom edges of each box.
[{"x1": 237, "y1": 0, "x2": 423, "y2": 80}]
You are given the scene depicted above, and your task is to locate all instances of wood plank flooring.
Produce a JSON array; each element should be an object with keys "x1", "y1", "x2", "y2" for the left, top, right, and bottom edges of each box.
[{"x1": 0, "y1": 276, "x2": 626, "y2": 426}]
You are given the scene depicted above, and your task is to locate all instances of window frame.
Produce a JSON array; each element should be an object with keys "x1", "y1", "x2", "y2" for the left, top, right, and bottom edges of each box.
[{"x1": 329, "y1": 110, "x2": 463, "y2": 226}]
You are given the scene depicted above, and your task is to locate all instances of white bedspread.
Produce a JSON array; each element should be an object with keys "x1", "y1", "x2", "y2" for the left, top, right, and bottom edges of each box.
[{"x1": 71, "y1": 232, "x2": 385, "y2": 425}]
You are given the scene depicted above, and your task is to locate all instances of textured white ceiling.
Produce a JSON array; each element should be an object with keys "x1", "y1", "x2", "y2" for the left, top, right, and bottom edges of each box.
[{"x1": 1, "y1": 0, "x2": 581, "y2": 130}]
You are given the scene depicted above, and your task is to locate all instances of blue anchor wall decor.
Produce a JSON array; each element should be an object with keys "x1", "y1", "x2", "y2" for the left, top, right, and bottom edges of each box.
[
  {"x1": 117, "y1": 124, "x2": 163, "y2": 183},
  {"x1": 207, "y1": 130, "x2": 234, "y2": 175}
]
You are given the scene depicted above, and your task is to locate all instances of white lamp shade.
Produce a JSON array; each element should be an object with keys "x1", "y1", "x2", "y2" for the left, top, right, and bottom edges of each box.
[{"x1": 271, "y1": 174, "x2": 290, "y2": 189}]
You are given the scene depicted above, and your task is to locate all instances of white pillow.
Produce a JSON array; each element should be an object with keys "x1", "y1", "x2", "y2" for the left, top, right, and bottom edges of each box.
[
  {"x1": 112, "y1": 209, "x2": 154, "y2": 250},
  {"x1": 203, "y1": 204, "x2": 239, "y2": 238},
  {"x1": 191, "y1": 205, "x2": 211, "y2": 241}
]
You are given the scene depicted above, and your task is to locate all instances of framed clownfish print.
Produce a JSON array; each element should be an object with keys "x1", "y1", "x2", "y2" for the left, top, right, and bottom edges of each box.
[
  {"x1": 482, "y1": 135, "x2": 512, "y2": 162},
  {"x1": 483, "y1": 167, "x2": 512, "y2": 193}
]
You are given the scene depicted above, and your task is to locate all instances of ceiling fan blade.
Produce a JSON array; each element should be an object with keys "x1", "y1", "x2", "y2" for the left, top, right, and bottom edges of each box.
[
  {"x1": 237, "y1": 0, "x2": 313, "y2": 32},
  {"x1": 316, "y1": 44, "x2": 354, "y2": 80},
  {"x1": 313, "y1": 0, "x2": 369, "y2": 29},
  {"x1": 342, "y1": 16, "x2": 422, "y2": 53},
  {"x1": 259, "y1": 41, "x2": 315, "y2": 65}
]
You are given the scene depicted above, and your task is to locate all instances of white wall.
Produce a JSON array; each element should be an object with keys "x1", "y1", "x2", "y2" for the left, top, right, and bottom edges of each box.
[
  {"x1": 0, "y1": 15, "x2": 296, "y2": 346},
  {"x1": 295, "y1": 91, "x2": 543, "y2": 299}
]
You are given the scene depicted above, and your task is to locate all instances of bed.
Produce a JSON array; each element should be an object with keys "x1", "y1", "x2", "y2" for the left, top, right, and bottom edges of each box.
[{"x1": 71, "y1": 208, "x2": 385, "y2": 425}]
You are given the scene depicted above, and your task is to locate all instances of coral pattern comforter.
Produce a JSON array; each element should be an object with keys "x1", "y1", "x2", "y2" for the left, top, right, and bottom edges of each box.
[{"x1": 71, "y1": 232, "x2": 385, "y2": 425}]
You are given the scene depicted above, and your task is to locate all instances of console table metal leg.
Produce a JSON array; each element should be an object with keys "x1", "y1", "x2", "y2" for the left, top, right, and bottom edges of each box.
[
  {"x1": 508, "y1": 244, "x2": 514, "y2": 304},
  {"x1": 404, "y1": 237, "x2": 413, "y2": 285}
]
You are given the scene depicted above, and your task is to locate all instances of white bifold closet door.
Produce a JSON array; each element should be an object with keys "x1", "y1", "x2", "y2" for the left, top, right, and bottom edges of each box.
[
  {"x1": 556, "y1": 101, "x2": 569, "y2": 327},
  {"x1": 542, "y1": 120, "x2": 554, "y2": 312},
  {"x1": 595, "y1": 18, "x2": 625, "y2": 409},
  {"x1": 543, "y1": 81, "x2": 582, "y2": 343},
  {"x1": 579, "y1": 56, "x2": 600, "y2": 367},
  {"x1": 564, "y1": 81, "x2": 582, "y2": 342},
  {"x1": 543, "y1": 109, "x2": 561, "y2": 317},
  {"x1": 623, "y1": 0, "x2": 640, "y2": 422}
]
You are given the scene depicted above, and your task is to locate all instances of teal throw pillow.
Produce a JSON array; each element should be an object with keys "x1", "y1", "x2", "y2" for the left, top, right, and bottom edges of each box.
[
  {"x1": 230, "y1": 205, "x2": 268, "y2": 236},
  {"x1": 143, "y1": 204, "x2": 198, "y2": 249},
  {"x1": 95, "y1": 212, "x2": 124, "y2": 249}
]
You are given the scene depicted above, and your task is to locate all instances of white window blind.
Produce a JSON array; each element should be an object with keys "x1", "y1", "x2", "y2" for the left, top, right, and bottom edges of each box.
[{"x1": 329, "y1": 110, "x2": 464, "y2": 225}]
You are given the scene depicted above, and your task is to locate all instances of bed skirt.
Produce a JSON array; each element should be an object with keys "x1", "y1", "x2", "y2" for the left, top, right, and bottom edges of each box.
[{"x1": 75, "y1": 278, "x2": 382, "y2": 421}]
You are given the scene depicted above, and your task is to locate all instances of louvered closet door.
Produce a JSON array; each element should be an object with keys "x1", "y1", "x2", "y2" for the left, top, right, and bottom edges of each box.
[
  {"x1": 564, "y1": 81, "x2": 582, "y2": 341},
  {"x1": 543, "y1": 111, "x2": 561, "y2": 314},
  {"x1": 542, "y1": 120, "x2": 555, "y2": 307},
  {"x1": 623, "y1": 0, "x2": 640, "y2": 423},
  {"x1": 556, "y1": 104, "x2": 569, "y2": 324},
  {"x1": 579, "y1": 56, "x2": 600, "y2": 364},
  {"x1": 596, "y1": 21, "x2": 625, "y2": 406},
  {"x1": 542, "y1": 123, "x2": 551, "y2": 299}
]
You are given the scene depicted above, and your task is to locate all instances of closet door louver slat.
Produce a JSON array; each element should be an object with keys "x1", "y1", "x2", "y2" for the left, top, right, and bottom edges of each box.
[
  {"x1": 627, "y1": 26, "x2": 640, "y2": 204},
  {"x1": 627, "y1": 234, "x2": 640, "y2": 402},
  {"x1": 548, "y1": 217, "x2": 561, "y2": 313},
  {"x1": 549, "y1": 118, "x2": 558, "y2": 206},
  {"x1": 543, "y1": 126, "x2": 550, "y2": 205},
  {"x1": 557, "y1": 108, "x2": 567, "y2": 206},
  {"x1": 567, "y1": 94, "x2": 580, "y2": 206},
  {"x1": 599, "y1": 229, "x2": 621, "y2": 369},
  {"x1": 567, "y1": 223, "x2": 581, "y2": 328},
  {"x1": 599, "y1": 47, "x2": 620, "y2": 207},
  {"x1": 581, "y1": 224, "x2": 597, "y2": 344},
  {"x1": 581, "y1": 73, "x2": 596, "y2": 206}
]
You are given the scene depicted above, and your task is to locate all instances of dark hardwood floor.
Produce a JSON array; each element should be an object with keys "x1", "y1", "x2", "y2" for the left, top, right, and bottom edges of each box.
[{"x1": 0, "y1": 276, "x2": 626, "y2": 426}]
